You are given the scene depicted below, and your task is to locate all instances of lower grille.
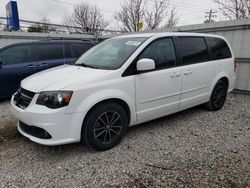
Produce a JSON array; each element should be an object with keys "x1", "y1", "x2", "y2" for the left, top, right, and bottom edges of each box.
[
  {"x1": 14, "y1": 88, "x2": 35, "y2": 109},
  {"x1": 19, "y1": 121, "x2": 52, "y2": 139}
]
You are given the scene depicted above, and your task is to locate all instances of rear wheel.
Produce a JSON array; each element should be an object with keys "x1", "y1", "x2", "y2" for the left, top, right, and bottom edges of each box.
[
  {"x1": 82, "y1": 102, "x2": 128, "y2": 151},
  {"x1": 204, "y1": 80, "x2": 228, "y2": 111}
]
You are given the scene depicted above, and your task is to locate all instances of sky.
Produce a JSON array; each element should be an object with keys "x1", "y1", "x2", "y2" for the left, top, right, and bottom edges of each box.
[{"x1": 0, "y1": 0, "x2": 224, "y2": 29}]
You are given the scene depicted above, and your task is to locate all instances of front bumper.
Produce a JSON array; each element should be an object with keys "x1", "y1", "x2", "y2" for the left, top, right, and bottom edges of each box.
[{"x1": 11, "y1": 94, "x2": 85, "y2": 146}]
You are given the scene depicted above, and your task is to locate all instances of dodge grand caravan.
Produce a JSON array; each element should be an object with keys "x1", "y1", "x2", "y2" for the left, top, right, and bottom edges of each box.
[
  {"x1": 11, "y1": 33, "x2": 236, "y2": 150},
  {"x1": 0, "y1": 39, "x2": 96, "y2": 99}
]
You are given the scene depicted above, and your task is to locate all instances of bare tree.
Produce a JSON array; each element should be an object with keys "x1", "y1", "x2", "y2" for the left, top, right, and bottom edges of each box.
[
  {"x1": 64, "y1": 2, "x2": 108, "y2": 35},
  {"x1": 145, "y1": 1, "x2": 166, "y2": 30},
  {"x1": 164, "y1": 8, "x2": 178, "y2": 28},
  {"x1": 214, "y1": 0, "x2": 250, "y2": 20},
  {"x1": 115, "y1": 0, "x2": 178, "y2": 32},
  {"x1": 243, "y1": 0, "x2": 250, "y2": 16},
  {"x1": 28, "y1": 17, "x2": 57, "y2": 33},
  {"x1": 114, "y1": 0, "x2": 145, "y2": 32},
  {"x1": 40, "y1": 17, "x2": 57, "y2": 33}
]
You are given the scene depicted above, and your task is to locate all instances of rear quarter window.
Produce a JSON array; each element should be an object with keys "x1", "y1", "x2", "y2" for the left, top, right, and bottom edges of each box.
[
  {"x1": 206, "y1": 37, "x2": 232, "y2": 60},
  {"x1": 71, "y1": 43, "x2": 94, "y2": 58}
]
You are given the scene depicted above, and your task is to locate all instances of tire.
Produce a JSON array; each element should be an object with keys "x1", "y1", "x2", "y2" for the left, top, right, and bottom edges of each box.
[
  {"x1": 204, "y1": 80, "x2": 228, "y2": 111},
  {"x1": 82, "y1": 102, "x2": 128, "y2": 151}
]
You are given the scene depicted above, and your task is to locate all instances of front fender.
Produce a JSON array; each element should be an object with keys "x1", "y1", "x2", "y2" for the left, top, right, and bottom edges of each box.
[{"x1": 67, "y1": 89, "x2": 137, "y2": 124}]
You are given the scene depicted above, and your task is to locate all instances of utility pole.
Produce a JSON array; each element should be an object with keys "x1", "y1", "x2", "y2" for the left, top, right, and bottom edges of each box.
[{"x1": 205, "y1": 9, "x2": 217, "y2": 23}]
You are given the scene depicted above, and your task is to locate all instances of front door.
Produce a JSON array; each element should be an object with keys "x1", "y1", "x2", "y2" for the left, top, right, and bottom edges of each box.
[
  {"x1": 0, "y1": 44, "x2": 38, "y2": 98},
  {"x1": 135, "y1": 38, "x2": 182, "y2": 122}
]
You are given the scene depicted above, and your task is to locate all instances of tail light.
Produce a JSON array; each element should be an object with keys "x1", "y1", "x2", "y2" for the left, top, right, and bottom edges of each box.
[{"x1": 234, "y1": 58, "x2": 237, "y2": 72}]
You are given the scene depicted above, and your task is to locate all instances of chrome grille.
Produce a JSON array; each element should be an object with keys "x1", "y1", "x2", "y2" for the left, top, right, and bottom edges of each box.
[{"x1": 14, "y1": 88, "x2": 35, "y2": 109}]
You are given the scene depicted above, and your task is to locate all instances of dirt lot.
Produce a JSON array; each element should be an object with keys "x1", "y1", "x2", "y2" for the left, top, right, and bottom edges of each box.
[{"x1": 0, "y1": 94, "x2": 250, "y2": 187}]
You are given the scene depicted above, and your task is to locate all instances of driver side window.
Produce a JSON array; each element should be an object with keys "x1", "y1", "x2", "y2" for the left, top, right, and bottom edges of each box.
[
  {"x1": 0, "y1": 45, "x2": 33, "y2": 65},
  {"x1": 138, "y1": 38, "x2": 176, "y2": 69}
]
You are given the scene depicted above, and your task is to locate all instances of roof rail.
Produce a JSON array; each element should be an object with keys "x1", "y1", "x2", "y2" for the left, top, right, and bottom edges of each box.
[{"x1": 37, "y1": 38, "x2": 96, "y2": 42}]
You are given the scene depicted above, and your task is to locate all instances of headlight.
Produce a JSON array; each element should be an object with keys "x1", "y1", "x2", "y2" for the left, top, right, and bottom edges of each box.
[{"x1": 36, "y1": 91, "x2": 73, "y2": 109}]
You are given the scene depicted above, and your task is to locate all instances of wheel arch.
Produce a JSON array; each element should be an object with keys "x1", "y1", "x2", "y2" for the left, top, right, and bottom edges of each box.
[
  {"x1": 80, "y1": 97, "x2": 132, "y2": 142},
  {"x1": 210, "y1": 72, "x2": 230, "y2": 94},
  {"x1": 219, "y1": 77, "x2": 229, "y2": 89},
  {"x1": 205, "y1": 75, "x2": 229, "y2": 111},
  {"x1": 83, "y1": 98, "x2": 131, "y2": 126}
]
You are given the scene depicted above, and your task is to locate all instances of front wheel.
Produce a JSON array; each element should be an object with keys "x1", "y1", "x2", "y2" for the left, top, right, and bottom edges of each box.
[
  {"x1": 82, "y1": 102, "x2": 128, "y2": 151},
  {"x1": 204, "y1": 80, "x2": 228, "y2": 111}
]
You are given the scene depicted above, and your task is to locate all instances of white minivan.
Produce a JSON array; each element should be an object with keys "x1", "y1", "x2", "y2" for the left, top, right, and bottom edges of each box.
[{"x1": 11, "y1": 33, "x2": 236, "y2": 150}]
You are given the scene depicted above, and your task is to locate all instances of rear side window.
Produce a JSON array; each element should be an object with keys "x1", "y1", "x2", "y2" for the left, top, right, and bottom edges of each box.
[
  {"x1": 178, "y1": 37, "x2": 209, "y2": 65},
  {"x1": 0, "y1": 45, "x2": 33, "y2": 65},
  {"x1": 206, "y1": 37, "x2": 232, "y2": 60},
  {"x1": 37, "y1": 43, "x2": 64, "y2": 61},
  {"x1": 71, "y1": 43, "x2": 94, "y2": 58}
]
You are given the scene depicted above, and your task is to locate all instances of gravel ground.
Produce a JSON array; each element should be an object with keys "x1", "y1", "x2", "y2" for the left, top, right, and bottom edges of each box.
[{"x1": 0, "y1": 94, "x2": 250, "y2": 188}]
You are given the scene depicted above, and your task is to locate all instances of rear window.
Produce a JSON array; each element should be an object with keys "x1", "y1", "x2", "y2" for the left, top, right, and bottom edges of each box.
[
  {"x1": 37, "y1": 43, "x2": 70, "y2": 61},
  {"x1": 206, "y1": 37, "x2": 232, "y2": 60},
  {"x1": 178, "y1": 37, "x2": 209, "y2": 65},
  {"x1": 71, "y1": 43, "x2": 94, "y2": 58}
]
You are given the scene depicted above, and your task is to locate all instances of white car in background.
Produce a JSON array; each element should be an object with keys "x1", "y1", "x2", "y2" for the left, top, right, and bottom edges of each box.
[{"x1": 11, "y1": 32, "x2": 236, "y2": 150}]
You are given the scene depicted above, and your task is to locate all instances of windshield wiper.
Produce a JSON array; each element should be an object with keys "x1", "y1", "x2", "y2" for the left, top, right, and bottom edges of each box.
[{"x1": 74, "y1": 63, "x2": 99, "y2": 69}]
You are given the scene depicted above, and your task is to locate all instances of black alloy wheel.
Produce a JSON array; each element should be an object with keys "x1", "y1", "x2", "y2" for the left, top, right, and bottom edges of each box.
[
  {"x1": 94, "y1": 111, "x2": 122, "y2": 144},
  {"x1": 204, "y1": 80, "x2": 228, "y2": 111},
  {"x1": 82, "y1": 102, "x2": 128, "y2": 151}
]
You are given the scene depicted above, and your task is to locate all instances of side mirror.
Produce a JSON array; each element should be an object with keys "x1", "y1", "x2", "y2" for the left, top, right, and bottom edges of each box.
[{"x1": 136, "y1": 58, "x2": 155, "y2": 72}]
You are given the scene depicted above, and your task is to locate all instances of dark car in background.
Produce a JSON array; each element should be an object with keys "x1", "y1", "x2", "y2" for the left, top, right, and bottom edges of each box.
[{"x1": 0, "y1": 39, "x2": 96, "y2": 99}]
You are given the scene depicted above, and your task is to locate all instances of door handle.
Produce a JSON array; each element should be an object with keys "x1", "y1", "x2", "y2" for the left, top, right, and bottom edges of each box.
[
  {"x1": 27, "y1": 64, "x2": 37, "y2": 68},
  {"x1": 184, "y1": 70, "x2": 193, "y2": 75},
  {"x1": 39, "y1": 63, "x2": 48, "y2": 67},
  {"x1": 170, "y1": 72, "x2": 181, "y2": 78}
]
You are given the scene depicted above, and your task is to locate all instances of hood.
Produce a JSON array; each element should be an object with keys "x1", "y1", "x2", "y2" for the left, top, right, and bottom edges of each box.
[{"x1": 21, "y1": 65, "x2": 109, "y2": 92}]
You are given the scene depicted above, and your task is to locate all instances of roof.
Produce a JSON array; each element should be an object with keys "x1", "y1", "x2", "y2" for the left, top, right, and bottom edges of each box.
[
  {"x1": 113, "y1": 32, "x2": 226, "y2": 40},
  {"x1": 36, "y1": 39, "x2": 96, "y2": 43},
  {"x1": 0, "y1": 31, "x2": 95, "y2": 39},
  {"x1": 0, "y1": 39, "x2": 96, "y2": 49}
]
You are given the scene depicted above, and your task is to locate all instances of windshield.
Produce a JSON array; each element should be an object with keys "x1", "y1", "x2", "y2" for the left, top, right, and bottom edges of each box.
[{"x1": 75, "y1": 37, "x2": 148, "y2": 70}]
